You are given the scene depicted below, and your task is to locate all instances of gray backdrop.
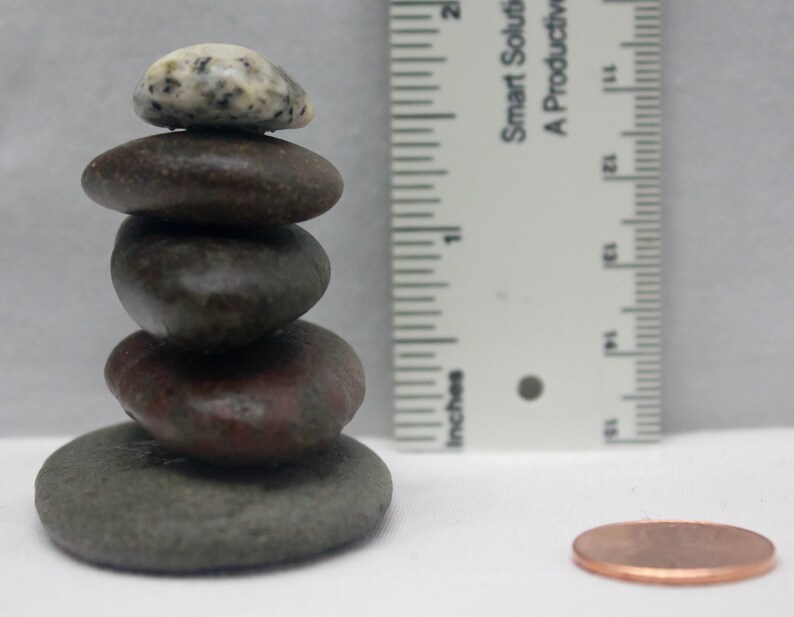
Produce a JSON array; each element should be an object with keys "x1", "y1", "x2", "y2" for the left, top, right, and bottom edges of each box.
[{"x1": 2, "y1": 1, "x2": 793, "y2": 437}]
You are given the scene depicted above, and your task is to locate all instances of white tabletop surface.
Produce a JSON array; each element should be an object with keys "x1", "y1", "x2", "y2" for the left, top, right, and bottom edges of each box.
[{"x1": 2, "y1": 427, "x2": 792, "y2": 617}]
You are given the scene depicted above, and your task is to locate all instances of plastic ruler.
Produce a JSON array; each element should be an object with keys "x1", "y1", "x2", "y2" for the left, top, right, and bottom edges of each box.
[{"x1": 389, "y1": 0, "x2": 662, "y2": 450}]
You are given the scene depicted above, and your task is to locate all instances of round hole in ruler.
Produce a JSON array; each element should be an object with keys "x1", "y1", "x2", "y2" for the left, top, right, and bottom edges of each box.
[{"x1": 518, "y1": 376, "x2": 544, "y2": 401}]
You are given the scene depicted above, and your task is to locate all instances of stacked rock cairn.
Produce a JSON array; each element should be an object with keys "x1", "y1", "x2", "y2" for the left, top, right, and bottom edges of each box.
[{"x1": 35, "y1": 44, "x2": 392, "y2": 573}]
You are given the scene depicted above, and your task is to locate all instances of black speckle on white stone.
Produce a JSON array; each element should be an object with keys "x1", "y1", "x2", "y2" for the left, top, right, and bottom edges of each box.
[
  {"x1": 35, "y1": 423, "x2": 392, "y2": 573},
  {"x1": 133, "y1": 44, "x2": 314, "y2": 133}
]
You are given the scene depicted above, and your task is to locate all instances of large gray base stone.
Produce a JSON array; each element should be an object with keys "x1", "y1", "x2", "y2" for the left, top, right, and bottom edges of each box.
[{"x1": 35, "y1": 423, "x2": 392, "y2": 573}]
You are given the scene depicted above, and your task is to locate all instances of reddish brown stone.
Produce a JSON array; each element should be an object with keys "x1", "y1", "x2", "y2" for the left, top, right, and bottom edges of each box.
[{"x1": 105, "y1": 321, "x2": 365, "y2": 466}]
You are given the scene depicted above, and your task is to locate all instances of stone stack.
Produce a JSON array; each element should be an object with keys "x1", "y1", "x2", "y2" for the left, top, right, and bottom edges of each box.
[{"x1": 35, "y1": 44, "x2": 391, "y2": 573}]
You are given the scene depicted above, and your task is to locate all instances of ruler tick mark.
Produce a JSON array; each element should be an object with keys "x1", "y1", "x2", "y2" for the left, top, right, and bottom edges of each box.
[
  {"x1": 391, "y1": 14, "x2": 433, "y2": 21},
  {"x1": 393, "y1": 324, "x2": 436, "y2": 332},
  {"x1": 391, "y1": 100, "x2": 434, "y2": 106},
  {"x1": 392, "y1": 0, "x2": 458, "y2": 5},
  {"x1": 394, "y1": 282, "x2": 449, "y2": 288},
  {"x1": 390, "y1": 43, "x2": 433, "y2": 49},
  {"x1": 393, "y1": 212, "x2": 435, "y2": 219},
  {"x1": 393, "y1": 197, "x2": 440, "y2": 204},
  {"x1": 392, "y1": 141, "x2": 441, "y2": 147},
  {"x1": 392, "y1": 113, "x2": 456, "y2": 121},
  {"x1": 393, "y1": 296, "x2": 435, "y2": 302},
  {"x1": 393, "y1": 169, "x2": 448, "y2": 176},
  {"x1": 394, "y1": 310, "x2": 442, "y2": 316},
  {"x1": 390, "y1": 28, "x2": 440, "y2": 34},
  {"x1": 392, "y1": 243, "x2": 435, "y2": 249},
  {"x1": 394, "y1": 338, "x2": 458, "y2": 345},
  {"x1": 392, "y1": 183, "x2": 435, "y2": 189},
  {"x1": 398, "y1": 351, "x2": 437, "y2": 358},
  {"x1": 391, "y1": 71, "x2": 434, "y2": 78},
  {"x1": 394, "y1": 394, "x2": 444, "y2": 401},
  {"x1": 395, "y1": 366, "x2": 444, "y2": 374},
  {"x1": 393, "y1": 225, "x2": 461, "y2": 233},
  {"x1": 391, "y1": 57, "x2": 447, "y2": 63},
  {"x1": 622, "y1": 41, "x2": 660, "y2": 48},
  {"x1": 392, "y1": 128, "x2": 434, "y2": 134},
  {"x1": 394, "y1": 268, "x2": 437, "y2": 275},
  {"x1": 393, "y1": 254, "x2": 441, "y2": 260},
  {"x1": 392, "y1": 85, "x2": 441, "y2": 91}
]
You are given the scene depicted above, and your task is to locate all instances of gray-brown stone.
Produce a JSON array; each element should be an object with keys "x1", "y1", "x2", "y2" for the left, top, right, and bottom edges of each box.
[
  {"x1": 111, "y1": 216, "x2": 330, "y2": 351},
  {"x1": 35, "y1": 423, "x2": 392, "y2": 573},
  {"x1": 81, "y1": 132, "x2": 343, "y2": 227}
]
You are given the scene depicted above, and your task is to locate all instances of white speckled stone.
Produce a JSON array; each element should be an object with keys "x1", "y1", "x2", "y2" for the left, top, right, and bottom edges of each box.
[{"x1": 133, "y1": 44, "x2": 315, "y2": 133}]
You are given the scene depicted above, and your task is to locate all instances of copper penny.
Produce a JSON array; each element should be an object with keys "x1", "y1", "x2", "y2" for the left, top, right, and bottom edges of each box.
[{"x1": 573, "y1": 520, "x2": 775, "y2": 585}]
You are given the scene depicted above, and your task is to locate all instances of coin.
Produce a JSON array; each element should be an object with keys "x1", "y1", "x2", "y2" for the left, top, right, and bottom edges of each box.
[{"x1": 572, "y1": 520, "x2": 775, "y2": 585}]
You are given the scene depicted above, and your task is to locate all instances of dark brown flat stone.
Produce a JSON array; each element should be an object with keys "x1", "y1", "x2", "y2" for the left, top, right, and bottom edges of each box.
[
  {"x1": 81, "y1": 132, "x2": 343, "y2": 227},
  {"x1": 111, "y1": 216, "x2": 330, "y2": 351},
  {"x1": 105, "y1": 321, "x2": 365, "y2": 465},
  {"x1": 36, "y1": 423, "x2": 391, "y2": 573}
]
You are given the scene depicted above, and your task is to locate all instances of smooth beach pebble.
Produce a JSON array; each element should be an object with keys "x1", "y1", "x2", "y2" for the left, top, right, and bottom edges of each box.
[
  {"x1": 35, "y1": 423, "x2": 391, "y2": 573},
  {"x1": 111, "y1": 217, "x2": 330, "y2": 351},
  {"x1": 105, "y1": 322, "x2": 365, "y2": 465},
  {"x1": 81, "y1": 132, "x2": 343, "y2": 227},
  {"x1": 133, "y1": 43, "x2": 314, "y2": 132}
]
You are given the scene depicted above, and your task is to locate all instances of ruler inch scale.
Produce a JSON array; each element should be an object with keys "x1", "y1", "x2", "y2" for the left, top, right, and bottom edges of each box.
[{"x1": 390, "y1": 0, "x2": 662, "y2": 451}]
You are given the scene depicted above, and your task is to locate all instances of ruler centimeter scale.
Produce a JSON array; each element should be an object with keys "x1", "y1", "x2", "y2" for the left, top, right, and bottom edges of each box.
[{"x1": 390, "y1": 0, "x2": 662, "y2": 451}]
